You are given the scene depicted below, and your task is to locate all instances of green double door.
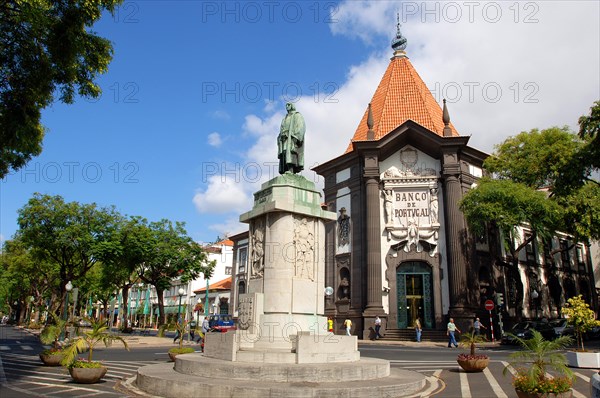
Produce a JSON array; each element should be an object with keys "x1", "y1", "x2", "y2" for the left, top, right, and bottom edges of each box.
[{"x1": 396, "y1": 262, "x2": 433, "y2": 329}]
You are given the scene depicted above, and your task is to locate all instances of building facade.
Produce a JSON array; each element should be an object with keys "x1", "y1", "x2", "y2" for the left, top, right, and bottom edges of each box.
[{"x1": 312, "y1": 26, "x2": 597, "y2": 338}]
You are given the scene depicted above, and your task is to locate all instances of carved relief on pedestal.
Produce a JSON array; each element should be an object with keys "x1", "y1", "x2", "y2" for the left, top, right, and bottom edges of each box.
[
  {"x1": 250, "y1": 219, "x2": 265, "y2": 279},
  {"x1": 293, "y1": 217, "x2": 315, "y2": 281},
  {"x1": 380, "y1": 148, "x2": 441, "y2": 257}
]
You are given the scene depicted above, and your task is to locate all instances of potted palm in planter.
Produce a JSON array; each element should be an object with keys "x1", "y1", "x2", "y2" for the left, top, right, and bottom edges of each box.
[
  {"x1": 168, "y1": 320, "x2": 195, "y2": 362},
  {"x1": 39, "y1": 313, "x2": 67, "y2": 366},
  {"x1": 456, "y1": 331, "x2": 489, "y2": 372},
  {"x1": 562, "y1": 295, "x2": 600, "y2": 368},
  {"x1": 60, "y1": 317, "x2": 129, "y2": 384},
  {"x1": 503, "y1": 330, "x2": 574, "y2": 398}
]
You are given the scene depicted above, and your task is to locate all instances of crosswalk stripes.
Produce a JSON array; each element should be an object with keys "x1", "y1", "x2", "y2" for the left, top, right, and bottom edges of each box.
[
  {"x1": 393, "y1": 360, "x2": 595, "y2": 398},
  {"x1": 482, "y1": 367, "x2": 508, "y2": 398},
  {"x1": 0, "y1": 352, "x2": 158, "y2": 397}
]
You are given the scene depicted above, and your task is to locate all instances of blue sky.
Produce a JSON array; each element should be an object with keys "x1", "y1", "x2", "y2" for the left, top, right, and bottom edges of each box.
[{"x1": 1, "y1": 1, "x2": 599, "y2": 244}]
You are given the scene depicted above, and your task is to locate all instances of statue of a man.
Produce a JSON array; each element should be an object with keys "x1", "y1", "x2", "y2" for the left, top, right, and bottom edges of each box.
[{"x1": 278, "y1": 102, "x2": 305, "y2": 174}]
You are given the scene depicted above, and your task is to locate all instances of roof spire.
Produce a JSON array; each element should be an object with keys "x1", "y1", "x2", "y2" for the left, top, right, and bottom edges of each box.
[
  {"x1": 367, "y1": 103, "x2": 375, "y2": 140},
  {"x1": 391, "y1": 13, "x2": 407, "y2": 58},
  {"x1": 442, "y1": 99, "x2": 452, "y2": 137}
]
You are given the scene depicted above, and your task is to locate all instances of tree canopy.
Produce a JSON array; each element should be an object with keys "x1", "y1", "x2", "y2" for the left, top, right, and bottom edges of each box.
[
  {"x1": 2, "y1": 193, "x2": 214, "y2": 327},
  {"x1": 0, "y1": 0, "x2": 123, "y2": 177},
  {"x1": 460, "y1": 102, "x2": 600, "y2": 250}
]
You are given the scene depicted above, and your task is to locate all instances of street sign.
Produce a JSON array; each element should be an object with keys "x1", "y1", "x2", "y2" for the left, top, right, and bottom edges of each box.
[{"x1": 484, "y1": 300, "x2": 495, "y2": 311}]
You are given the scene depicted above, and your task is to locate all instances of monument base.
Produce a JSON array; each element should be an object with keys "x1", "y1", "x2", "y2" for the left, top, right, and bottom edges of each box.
[{"x1": 129, "y1": 355, "x2": 430, "y2": 398}]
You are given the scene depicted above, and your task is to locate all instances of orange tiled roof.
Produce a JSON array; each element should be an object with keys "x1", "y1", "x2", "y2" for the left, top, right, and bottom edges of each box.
[
  {"x1": 214, "y1": 238, "x2": 233, "y2": 247},
  {"x1": 346, "y1": 55, "x2": 459, "y2": 153},
  {"x1": 194, "y1": 276, "x2": 232, "y2": 293}
]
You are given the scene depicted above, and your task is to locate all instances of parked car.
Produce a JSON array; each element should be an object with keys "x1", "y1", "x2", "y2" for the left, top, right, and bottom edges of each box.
[
  {"x1": 501, "y1": 321, "x2": 557, "y2": 344},
  {"x1": 207, "y1": 314, "x2": 235, "y2": 333},
  {"x1": 549, "y1": 318, "x2": 574, "y2": 337}
]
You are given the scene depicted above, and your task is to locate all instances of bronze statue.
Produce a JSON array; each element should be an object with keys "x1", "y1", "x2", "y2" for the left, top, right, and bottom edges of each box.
[{"x1": 278, "y1": 102, "x2": 305, "y2": 174}]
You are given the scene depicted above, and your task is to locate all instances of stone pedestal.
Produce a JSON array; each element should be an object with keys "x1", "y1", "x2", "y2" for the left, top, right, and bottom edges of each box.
[{"x1": 238, "y1": 173, "x2": 336, "y2": 351}]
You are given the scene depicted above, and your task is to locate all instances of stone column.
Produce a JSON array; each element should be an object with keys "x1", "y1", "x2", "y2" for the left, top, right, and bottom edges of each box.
[
  {"x1": 363, "y1": 154, "x2": 384, "y2": 315},
  {"x1": 441, "y1": 151, "x2": 468, "y2": 315}
]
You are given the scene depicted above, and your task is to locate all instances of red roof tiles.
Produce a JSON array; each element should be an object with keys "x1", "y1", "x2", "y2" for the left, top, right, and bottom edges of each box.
[{"x1": 346, "y1": 55, "x2": 459, "y2": 153}]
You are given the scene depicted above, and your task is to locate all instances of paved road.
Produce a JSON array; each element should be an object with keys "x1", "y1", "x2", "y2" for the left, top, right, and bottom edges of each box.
[{"x1": 1, "y1": 325, "x2": 597, "y2": 397}]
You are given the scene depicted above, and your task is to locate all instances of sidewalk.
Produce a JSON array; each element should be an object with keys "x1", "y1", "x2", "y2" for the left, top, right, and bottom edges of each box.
[{"x1": 24, "y1": 326, "x2": 502, "y2": 348}]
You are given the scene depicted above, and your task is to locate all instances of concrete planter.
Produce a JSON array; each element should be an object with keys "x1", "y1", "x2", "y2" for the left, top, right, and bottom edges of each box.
[
  {"x1": 591, "y1": 372, "x2": 600, "y2": 398},
  {"x1": 68, "y1": 366, "x2": 107, "y2": 384},
  {"x1": 456, "y1": 357, "x2": 489, "y2": 372},
  {"x1": 39, "y1": 352, "x2": 63, "y2": 366},
  {"x1": 515, "y1": 389, "x2": 572, "y2": 398},
  {"x1": 566, "y1": 350, "x2": 600, "y2": 368}
]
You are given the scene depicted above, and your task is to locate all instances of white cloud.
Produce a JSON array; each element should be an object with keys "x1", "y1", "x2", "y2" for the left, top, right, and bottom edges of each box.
[
  {"x1": 192, "y1": 174, "x2": 252, "y2": 214},
  {"x1": 193, "y1": 1, "x2": 599, "y2": 226},
  {"x1": 207, "y1": 132, "x2": 222, "y2": 147},
  {"x1": 331, "y1": 0, "x2": 600, "y2": 153},
  {"x1": 207, "y1": 216, "x2": 248, "y2": 239},
  {"x1": 211, "y1": 110, "x2": 231, "y2": 120}
]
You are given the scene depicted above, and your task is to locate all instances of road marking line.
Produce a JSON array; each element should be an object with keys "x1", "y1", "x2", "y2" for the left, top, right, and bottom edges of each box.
[
  {"x1": 21, "y1": 345, "x2": 34, "y2": 350},
  {"x1": 574, "y1": 372, "x2": 590, "y2": 382},
  {"x1": 483, "y1": 367, "x2": 509, "y2": 398},
  {"x1": 571, "y1": 388, "x2": 587, "y2": 398},
  {"x1": 500, "y1": 361, "x2": 516, "y2": 376},
  {"x1": 0, "y1": 346, "x2": 9, "y2": 350},
  {"x1": 459, "y1": 370, "x2": 472, "y2": 397}
]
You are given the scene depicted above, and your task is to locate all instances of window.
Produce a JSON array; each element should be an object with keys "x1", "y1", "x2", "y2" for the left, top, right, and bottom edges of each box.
[
  {"x1": 576, "y1": 246, "x2": 586, "y2": 272},
  {"x1": 225, "y1": 266, "x2": 232, "y2": 275},
  {"x1": 238, "y1": 247, "x2": 247, "y2": 274},
  {"x1": 560, "y1": 240, "x2": 571, "y2": 268},
  {"x1": 543, "y1": 237, "x2": 554, "y2": 266},
  {"x1": 525, "y1": 233, "x2": 536, "y2": 264}
]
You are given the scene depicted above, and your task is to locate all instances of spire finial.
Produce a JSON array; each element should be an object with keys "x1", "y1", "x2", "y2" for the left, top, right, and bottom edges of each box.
[
  {"x1": 367, "y1": 103, "x2": 375, "y2": 140},
  {"x1": 443, "y1": 99, "x2": 452, "y2": 137},
  {"x1": 391, "y1": 13, "x2": 407, "y2": 57}
]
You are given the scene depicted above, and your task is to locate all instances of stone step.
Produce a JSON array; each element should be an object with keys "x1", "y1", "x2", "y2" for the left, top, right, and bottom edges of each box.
[
  {"x1": 174, "y1": 354, "x2": 388, "y2": 382},
  {"x1": 381, "y1": 329, "x2": 448, "y2": 342},
  {"x1": 133, "y1": 358, "x2": 428, "y2": 398}
]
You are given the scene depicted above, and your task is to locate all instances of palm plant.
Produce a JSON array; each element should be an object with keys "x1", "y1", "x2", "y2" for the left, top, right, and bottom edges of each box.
[
  {"x1": 459, "y1": 331, "x2": 488, "y2": 356},
  {"x1": 39, "y1": 312, "x2": 67, "y2": 352},
  {"x1": 504, "y1": 330, "x2": 574, "y2": 394},
  {"x1": 61, "y1": 316, "x2": 129, "y2": 367}
]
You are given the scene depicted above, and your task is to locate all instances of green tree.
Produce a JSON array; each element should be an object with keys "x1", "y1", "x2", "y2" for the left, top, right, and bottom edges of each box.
[
  {"x1": 135, "y1": 219, "x2": 215, "y2": 326},
  {"x1": 460, "y1": 120, "x2": 600, "y2": 315},
  {"x1": 16, "y1": 193, "x2": 120, "y2": 319},
  {"x1": 562, "y1": 295, "x2": 600, "y2": 351},
  {"x1": 0, "y1": 0, "x2": 123, "y2": 177},
  {"x1": 96, "y1": 216, "x2": 150, "y2": 329}
]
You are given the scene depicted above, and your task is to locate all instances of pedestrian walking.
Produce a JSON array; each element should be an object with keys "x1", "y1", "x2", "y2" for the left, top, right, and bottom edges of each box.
[
  {"x1": 344, "y1": 318, "x2": 352, "y2": 336},
  {"x1": 374, "y1": 315, "x2": 383, "y2": 339},
  {"x1": 327, "y1": 317, "x2": 333, "y2": 332},
  {"x1": 189, "y1": 320, "x2": 197, "y2": 340},
  {"x1": 447, "y1": 318, "x2": 461, "y2": 348},
  {"x1": 173, "y1": 316, "x2": 183, "y2": 343},
  {"x1": 473, "y1": 317, "x2": 487, "y2": 336},
  {"x1": 414, "y1": 317, "x2": 422, "y2": 342}
]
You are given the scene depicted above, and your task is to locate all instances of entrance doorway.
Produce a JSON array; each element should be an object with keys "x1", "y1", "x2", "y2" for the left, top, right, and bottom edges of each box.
[{"x1": 397, "y1": 262, "x2": 433, "y2": 329}]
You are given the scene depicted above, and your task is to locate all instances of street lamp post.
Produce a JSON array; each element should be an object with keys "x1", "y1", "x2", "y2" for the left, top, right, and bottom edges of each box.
[
  {"x1": 205, "y1": 278, "x2": 209, "y2": 317},
  {"x1": 61, "y1": 281, "x2": 73, "y2": 340},
  {"x1": 177, "y1": 288, "x2": 185, "y2": 321},
  {"x1": 196, "y1": 298, "x2": 202, "y2": 325}
]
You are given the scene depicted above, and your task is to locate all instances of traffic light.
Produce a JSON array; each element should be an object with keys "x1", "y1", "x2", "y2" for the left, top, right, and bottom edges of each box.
[{"x1": 496, "y1": 293, "x2": 504, "y2": 306}]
